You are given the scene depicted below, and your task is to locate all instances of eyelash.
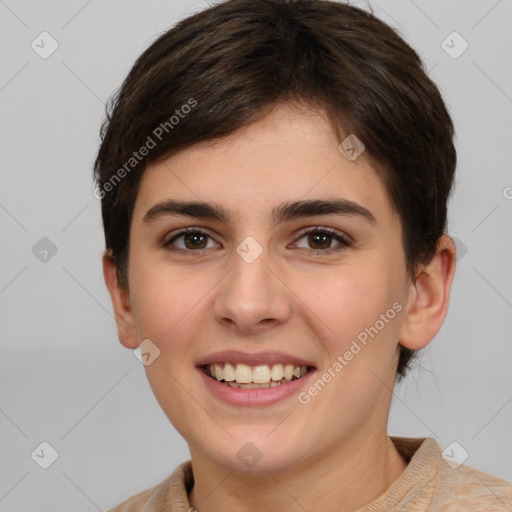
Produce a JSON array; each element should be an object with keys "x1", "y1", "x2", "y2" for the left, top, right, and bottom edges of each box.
[{"x1": 163, "y1": 226, "x2": 352, "y2": 255}]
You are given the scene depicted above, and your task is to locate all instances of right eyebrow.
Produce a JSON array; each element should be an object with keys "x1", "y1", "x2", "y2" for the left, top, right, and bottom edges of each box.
[{"x1": 142, "y1": 200, "x2": 230, "y2": 225}]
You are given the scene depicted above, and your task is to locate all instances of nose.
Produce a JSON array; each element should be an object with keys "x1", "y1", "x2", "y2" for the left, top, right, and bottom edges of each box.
[{"x1": 213, "y1": 244, "x2": 292, "y2": 335}]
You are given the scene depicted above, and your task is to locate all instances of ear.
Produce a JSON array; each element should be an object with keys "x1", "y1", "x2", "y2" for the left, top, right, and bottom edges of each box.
[
  {"x1": 399, "y1": 235, "x2": 457, "y2": 350},
  {"x1": 102, "y1": 250, "x2": 139, "y2": 349}
]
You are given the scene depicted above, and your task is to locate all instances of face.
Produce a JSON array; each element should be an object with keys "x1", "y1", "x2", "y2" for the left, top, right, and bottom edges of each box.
[{"x1": 123, "y1": 102, "x2": 413, "y2": 473}]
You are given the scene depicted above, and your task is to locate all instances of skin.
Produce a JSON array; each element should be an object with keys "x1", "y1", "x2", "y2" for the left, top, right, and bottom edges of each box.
[{"x1": 103, "y1": 101, "x2": 456, "y2": 512}]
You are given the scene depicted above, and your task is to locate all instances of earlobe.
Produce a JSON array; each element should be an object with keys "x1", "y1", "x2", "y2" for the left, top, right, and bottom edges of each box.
[
  {"x1": 399, "y1": 235, "x2": 457, "y2": 350},
  {"x1": 102, "y1": 250, "x2": 139, "y2": 349}
]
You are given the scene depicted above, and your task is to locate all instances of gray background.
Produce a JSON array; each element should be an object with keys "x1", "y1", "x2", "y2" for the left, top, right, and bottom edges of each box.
[{"x1": 1, "y1": 0, "x2": 511, "y2": 510}]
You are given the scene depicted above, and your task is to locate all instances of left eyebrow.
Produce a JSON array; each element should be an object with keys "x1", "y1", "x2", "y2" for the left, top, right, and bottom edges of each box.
[
  {"x1": 272, "y1": 198, "x2": 376, "y2": 226},
  {"x1": 142, "y1": 197, "x2": 377, "y2": 227}
]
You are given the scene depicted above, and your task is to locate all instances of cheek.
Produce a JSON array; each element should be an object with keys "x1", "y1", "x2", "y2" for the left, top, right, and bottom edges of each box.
[
  {"x1": 129, "y1": 260, "x2": 181, "y2": 339},
  {"x1": 301, "y1": 272, "x2": 404, "y2": 430},
  {"x1": 309, "y1": 260, "x2": 404, "y2": 367},
  {"x1": 129, "y1": 260, "x2": 215, "y2": 358},
  {"x1": 310, "y1": 268, "x2": 384, "y2": 332}
]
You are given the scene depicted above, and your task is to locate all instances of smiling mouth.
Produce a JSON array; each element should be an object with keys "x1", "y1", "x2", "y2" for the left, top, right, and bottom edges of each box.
[{"x1": 202, "y1": 362, "x2": 314, "y2": 389}]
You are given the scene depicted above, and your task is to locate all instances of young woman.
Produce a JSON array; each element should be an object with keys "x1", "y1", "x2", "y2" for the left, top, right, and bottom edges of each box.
[{"x1": 95, "y1": 1, "x2": 512, "y2": 510}]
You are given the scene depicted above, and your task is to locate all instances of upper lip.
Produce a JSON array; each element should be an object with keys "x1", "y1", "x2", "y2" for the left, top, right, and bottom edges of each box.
[{"x1": 196, "y1": 350, "x2": 316, "y2": 368}]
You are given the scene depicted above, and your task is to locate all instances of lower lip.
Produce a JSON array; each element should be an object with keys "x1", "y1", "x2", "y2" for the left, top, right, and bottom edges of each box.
[{"x1": 197, "y1": 366, "x2": 316, "y2": 407}]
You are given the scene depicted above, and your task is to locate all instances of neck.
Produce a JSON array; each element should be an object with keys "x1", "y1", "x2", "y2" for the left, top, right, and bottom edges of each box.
[{"x1": 188, "y1": 430, "x2": 407, "y2": 512}]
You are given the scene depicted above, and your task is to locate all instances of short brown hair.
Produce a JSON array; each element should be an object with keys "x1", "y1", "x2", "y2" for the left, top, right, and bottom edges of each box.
[{"x1": 93, "y1": 0, "x2": 456, "y2": 380}]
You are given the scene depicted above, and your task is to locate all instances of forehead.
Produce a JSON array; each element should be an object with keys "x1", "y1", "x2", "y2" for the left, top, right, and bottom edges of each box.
[{"x1": 132, "y1": 103, "x2": 396, "y2": 228}]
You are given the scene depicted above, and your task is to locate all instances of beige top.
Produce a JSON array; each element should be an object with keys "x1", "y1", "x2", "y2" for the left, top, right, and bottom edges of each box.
[{"x1": 107, "y1": 437, "x2": 512, "y2": 511}]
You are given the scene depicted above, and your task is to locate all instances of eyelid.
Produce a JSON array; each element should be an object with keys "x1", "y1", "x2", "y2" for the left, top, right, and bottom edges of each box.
[
  {"x1": 163, "y1": 226, "x2": 215, "y2": 242},
  {"x1": 294, "y1": 225, "x2": 352, "y2": 244}
]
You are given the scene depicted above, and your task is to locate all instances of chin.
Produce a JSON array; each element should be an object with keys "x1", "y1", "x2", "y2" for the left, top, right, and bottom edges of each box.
[{"x1": 202, "y1": 431, "x2": 308, "y2": 474}]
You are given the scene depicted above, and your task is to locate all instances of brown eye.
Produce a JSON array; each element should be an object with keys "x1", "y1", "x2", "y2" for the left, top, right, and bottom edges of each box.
[
  {"x1": 163, "y1": 226, "x2": 351, "y2": 255},
  {"x1": 307, "y1": 232, "x2": 332, "y2": 250},
  {"x1": 294, "y1": 228, "x2": 351, "y2": 253},
  {"x1": 165, "y1": 229, "x2": 217, "y2": 252},
  {"x1": 182, "y1": 232, "x2": 209, "y2": 250}
]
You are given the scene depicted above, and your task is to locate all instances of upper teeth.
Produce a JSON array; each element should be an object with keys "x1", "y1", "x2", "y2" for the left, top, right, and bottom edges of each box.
[{"x1": 207, "y1": 363, "x2": 308, "y2": 384}]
